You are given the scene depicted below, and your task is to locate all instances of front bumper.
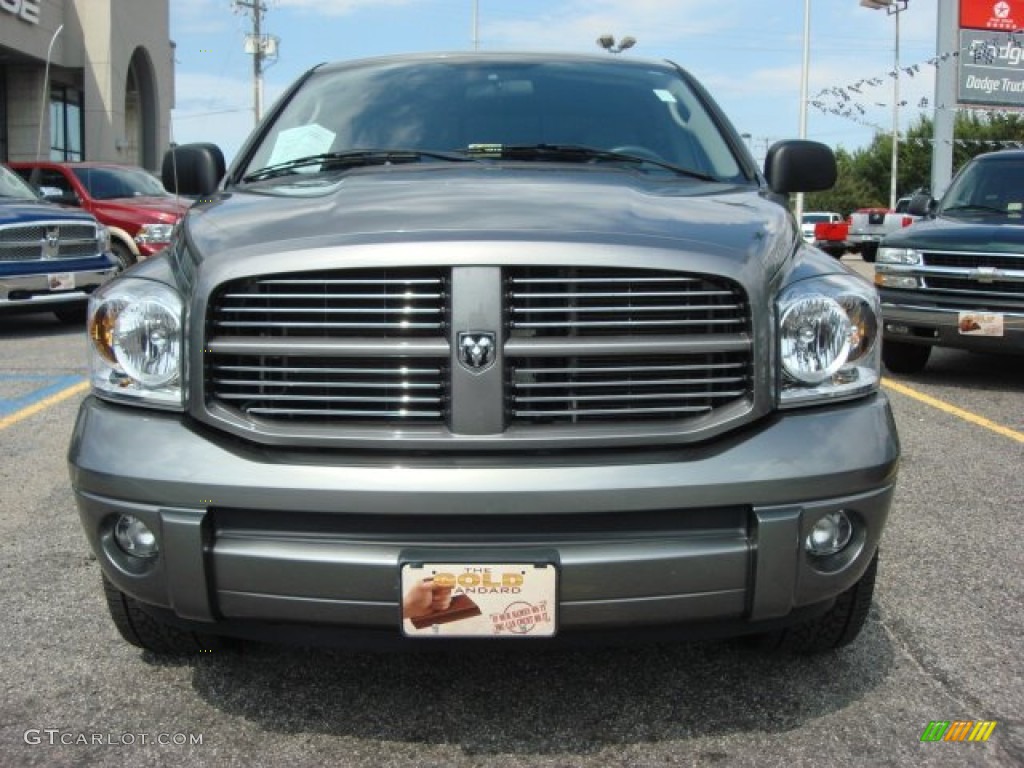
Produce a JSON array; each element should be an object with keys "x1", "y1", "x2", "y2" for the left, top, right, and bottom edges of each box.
[
  {"x1": 880, "y1": 293, "x2": 1024, "y2": 355},
  {"x1": 69, "y1": 394, "x2": 899, "y2": 640},
  {"x1": 0, "y1": 265, "x2": 116, "y2": 309}
]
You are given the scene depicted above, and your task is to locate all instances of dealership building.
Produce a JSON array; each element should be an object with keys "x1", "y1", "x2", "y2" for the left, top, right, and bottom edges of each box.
[{"x1": 0, "y1": 0, "x2": 173, "y2": 171}]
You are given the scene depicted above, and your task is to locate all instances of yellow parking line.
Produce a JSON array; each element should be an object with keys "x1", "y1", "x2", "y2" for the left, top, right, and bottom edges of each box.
[
  {"x1": 0, "y1": 380, "x2": 89, "y2": 431},
  {"x1": 883, "y1": 377, "x2": 1024, "y2": 444}
]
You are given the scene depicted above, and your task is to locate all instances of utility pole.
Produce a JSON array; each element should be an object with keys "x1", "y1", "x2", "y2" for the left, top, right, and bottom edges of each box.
[{"x1": 235, "y1": 0, "x2": 267, "y2": 126}]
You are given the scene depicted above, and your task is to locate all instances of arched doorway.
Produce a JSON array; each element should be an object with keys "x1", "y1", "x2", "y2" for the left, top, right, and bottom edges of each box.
[{"x1": 124, "y1": 47, "x2": 158, "y2": 169}]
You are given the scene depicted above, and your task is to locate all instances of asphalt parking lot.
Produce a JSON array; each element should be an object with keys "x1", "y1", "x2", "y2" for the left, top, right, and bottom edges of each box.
[{"x1": 1, "y1": 260, "x2": 1021, "y2": 767}]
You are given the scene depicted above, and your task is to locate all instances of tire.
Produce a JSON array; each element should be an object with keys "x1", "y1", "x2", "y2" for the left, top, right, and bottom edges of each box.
[
  {"x1": 102, "y1": 574, "x2": 226, "y2": 654},
  {"x1": 53, "y1": 304, "x2": 87, "y2": 324},
  {"x1": 861, "y1": 243, "x2": 878, "y2": 263},
  {"x1": 111, "y1": 241, "x2": 137, "y2": 273},
  {"x1": 882, "y1": 339, "x2": 931, "y2": 374},
  {"x1": 752, "y1": 553, "x2": 878, "y2": 654}
]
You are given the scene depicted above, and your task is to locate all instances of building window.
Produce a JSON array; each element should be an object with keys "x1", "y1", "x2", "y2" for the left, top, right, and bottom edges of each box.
[{"x1": 50, "y1": 86, "x2": 83, "y2": 161}]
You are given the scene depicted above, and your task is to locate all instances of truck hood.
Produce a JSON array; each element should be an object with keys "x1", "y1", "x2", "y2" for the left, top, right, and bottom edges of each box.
[
  {"x1": 884, "y1": 214, "x2": 1024, "y2": 252},
  {"x1": 182, "y1": 166, "x2": 794, "y2": 269},
  {"x1": 94, "y1": 196, "x2": 190, "y2": 222},
  {"x1": 0, "y1": 198, "x2": 96, "y2": 225}
]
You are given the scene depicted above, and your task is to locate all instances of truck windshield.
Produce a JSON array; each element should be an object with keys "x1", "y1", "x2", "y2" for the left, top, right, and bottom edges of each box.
[
  {"x1": 940, "y1": 157, "x2": 1024, "y2": 218},
  {"x1": 240, "y1": 57, "x2": 747, "y2": 184},
  {"x1": 71, "y1": 166, "x2": 170, "y2": 200},
  {"x1": 0, "y1": 165, "x2": 40, "y2": 200}
]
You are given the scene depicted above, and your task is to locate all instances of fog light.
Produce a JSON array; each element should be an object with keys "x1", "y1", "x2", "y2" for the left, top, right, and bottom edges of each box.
[
  {"x1": 874, "y1": 273, "x2": 921, "y2": 289},
  {"x1": 114, "y1": 514, "x2": 159, "y2": 558},
  {"x1": 805, "y1": 511, "x2": 853, "y2": 556}
]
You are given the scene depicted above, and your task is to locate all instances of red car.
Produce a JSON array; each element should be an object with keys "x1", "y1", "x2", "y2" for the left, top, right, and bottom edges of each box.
[{"x1": 10, "y1": 161, "x2": 190, "y2": 269}]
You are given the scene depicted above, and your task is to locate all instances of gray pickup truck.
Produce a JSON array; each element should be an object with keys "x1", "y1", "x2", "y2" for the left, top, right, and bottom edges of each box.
[
  {"x1": 847, "y1": 197, "x2": 915, "y2": 263},
  {"x1": 876, "y1": 149, "x2": 1024, "y2": 372},
  {"x1": 0, "y1": 163, "x2": 116, "y2": 323},
  {"x1": 68, "y1": 52, "x2": 899, "y2": 655}
]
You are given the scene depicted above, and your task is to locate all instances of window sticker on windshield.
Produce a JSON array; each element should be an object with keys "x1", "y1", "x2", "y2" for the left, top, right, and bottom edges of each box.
[
  {"x1": 653, "y1": 89, "x2": 677, "y2": 103},
  {"x1": 266, "y1": 124, "x2": 336, "y2": 167}
]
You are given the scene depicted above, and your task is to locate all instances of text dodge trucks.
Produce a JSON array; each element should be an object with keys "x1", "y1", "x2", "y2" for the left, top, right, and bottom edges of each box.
[{"x1": 68, "y1": 52, "x2": 900, "y2": 654}]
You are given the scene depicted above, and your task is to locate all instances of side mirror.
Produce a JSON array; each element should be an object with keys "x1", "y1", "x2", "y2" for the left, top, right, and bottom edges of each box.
[
  {"x1": 763, "y1": 140, "x2": 837, "y2": 194},
  {"x1": 907, "y1": 192, "x2": 934, "y2": 217},
  {"x1": 162, "y1": 143, "x2": 225, "y2": 198}
]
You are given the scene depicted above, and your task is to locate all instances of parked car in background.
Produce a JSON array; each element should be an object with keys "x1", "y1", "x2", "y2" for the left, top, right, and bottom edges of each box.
[
  {"x1": 846, "y1": 197, "x2": 916, "y2": 263},
  {"x1": 875, "y1": 150, "x2": 1024, "y2": 373},
  {"x1": 9, "y1": 161, "x2": 189, "y2": 271},
  {"x1": 800, "y1": 211, "x2": 842, "y2": 243},
  {"x1": 0, "y1": 163, "x2": 116, "y2": 323}
]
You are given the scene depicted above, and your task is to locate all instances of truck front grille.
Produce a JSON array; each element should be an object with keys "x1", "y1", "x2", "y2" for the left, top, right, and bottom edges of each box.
[
  {"x1": 0, "y1": 221, "x2": 98, "y2": 262},
  {"x1": 920, "y1": 250, "x2": 1024, "y2": 297},
  {"x1": 508, "y1": 353, "x2": 749, "y2": 422},
  {"x1": 205, "y1": 265, "x2": 753, "y2": 440},
  {"x1": 209, "y1": 356, "x2": 447, "y2": 421},
  {"x1": 507, "y1": 269, "x2": 746, "y2": 336},
  {"x1": 211, "y1": 268, "x2": 446, "y2": 337}
]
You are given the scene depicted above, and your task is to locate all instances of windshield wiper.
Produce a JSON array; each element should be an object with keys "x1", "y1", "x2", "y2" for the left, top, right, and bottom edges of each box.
[
  {"x1": 462, "y1": 143, "x2": 718, "y2": 181},
  {"x1": 942, "y1": 204, "x2": 1008, "y2": 215},
  {"x1": 242, "y1": 149, "x2": 475, "y2": 183}
]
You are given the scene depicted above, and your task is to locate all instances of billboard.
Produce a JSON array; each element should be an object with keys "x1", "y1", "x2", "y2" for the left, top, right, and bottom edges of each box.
[{"x1": 958, "y1": 2, "x2": 1024, "y2": 108}]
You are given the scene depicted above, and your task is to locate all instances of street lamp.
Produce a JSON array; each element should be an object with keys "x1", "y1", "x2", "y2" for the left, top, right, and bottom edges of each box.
[
  {"x1": 36, "y1": 24, "x2": 64, "y2": 161},
  {"x1": 597, "y1": 35, "x2": 636, "y2": 54},
  {"x1": 861, "y1": 0, "x2": 910, "y2": 211},
  {"x1": 795, "y1": 0, "x2": 811, "y2": 222}
]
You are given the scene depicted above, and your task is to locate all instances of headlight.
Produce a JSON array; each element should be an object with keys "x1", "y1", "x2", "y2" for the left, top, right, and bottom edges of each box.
[
  {"x1": 135, "y1": 223, "x2": 175, "y2": 245},
  {"x1": 87, "y1": 278, "x2": 184, "y2": 409},
  {"x1": 777, "y1": 274, "x2": 880, "y2": 407},
  {"x1": 97, "y1": 224, "x2": 111, "y2": 253},
  {"x1": 877, "y1": 247, "x2": 921, "y2": 265}
]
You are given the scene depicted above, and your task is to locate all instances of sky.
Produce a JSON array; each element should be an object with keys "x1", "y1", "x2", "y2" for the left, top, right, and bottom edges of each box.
[{"x1": 169, "y1": 0, "x2": 947, "y2": 166}]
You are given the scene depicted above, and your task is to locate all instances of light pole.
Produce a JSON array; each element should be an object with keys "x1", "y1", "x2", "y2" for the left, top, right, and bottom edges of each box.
[
  {"x1": 596, "y1": 35, "x2": 636, "y2": 54},
  {"x1": 795, "y1": 0, "x2": 811, "y2": 222},
  {"x1": 861, "y1": 0, "x2": 909, "y2": 211},
  {"x1": 36, "y1": 24, "x2": 64, "y2": 161},
  {"x1": 472, "y1": 0, "x2": 479, "y2": 50}
]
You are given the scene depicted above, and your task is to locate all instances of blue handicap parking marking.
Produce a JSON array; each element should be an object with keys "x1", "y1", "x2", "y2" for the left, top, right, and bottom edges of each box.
[{"x1": 0, "y1": 373, "x2": 88, "y2": 417}]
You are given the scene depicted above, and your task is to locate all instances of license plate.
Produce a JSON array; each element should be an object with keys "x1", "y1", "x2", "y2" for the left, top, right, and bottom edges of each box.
[
  {"x1": 401, "y1": 562, "x2": 556, "y2": 638},
  {"x1": 958, "y1": 312, "x2": 1003, "y2": 337},
  {"x1": 47, "y1": 273, "x2": 75, "y2": 291}
]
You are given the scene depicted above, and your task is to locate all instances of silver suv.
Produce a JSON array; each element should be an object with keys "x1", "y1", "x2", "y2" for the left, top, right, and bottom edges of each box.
[{"x1": 69, "y1": 53, "x2": 899, "y2": 654}]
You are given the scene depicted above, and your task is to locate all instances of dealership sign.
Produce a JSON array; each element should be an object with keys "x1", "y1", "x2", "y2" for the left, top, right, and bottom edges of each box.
[
  {"x1": 957, "y1": 2, "x2": 1024, "y2": 109},
  {"x1": 959, "y1": 29, "x2": 1024, "y2": 107},
  {"x1": 961, "y1": 0, "x2": 1024, "y2": 30},
  {"x1": 0, "y1": 0, "x2": 40, "y2": 24}
]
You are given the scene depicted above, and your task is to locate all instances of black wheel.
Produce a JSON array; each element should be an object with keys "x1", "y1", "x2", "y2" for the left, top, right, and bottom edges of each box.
[
  {"x1": 53, "y1": 304, "x2": 87, "y2": 324},
  {"x1": 861, "y1": 243, "x2": 878, "y2": 263},
  {"x1": 752, "y1": 553, "x2": 878, "y2": 654},
  {"x1": 111, "y1": 241, "x2": 137, "y2": 273},
  {"x1": 102, "y1": 574, "x2": 226, "y2": 654},
  {"x1": 882, "y1": 339, "x2": 931, "y2": 374}
]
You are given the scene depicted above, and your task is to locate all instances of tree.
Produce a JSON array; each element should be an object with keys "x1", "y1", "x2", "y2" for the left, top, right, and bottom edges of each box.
[{"x1": 803, "y1": 111, "x2": 1024, "y2": 213}]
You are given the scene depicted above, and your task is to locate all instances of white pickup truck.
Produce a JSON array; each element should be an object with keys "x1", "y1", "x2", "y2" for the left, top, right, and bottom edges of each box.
[{"x1": 847, "y1": 197, "x2": 916, "y2": 262}]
